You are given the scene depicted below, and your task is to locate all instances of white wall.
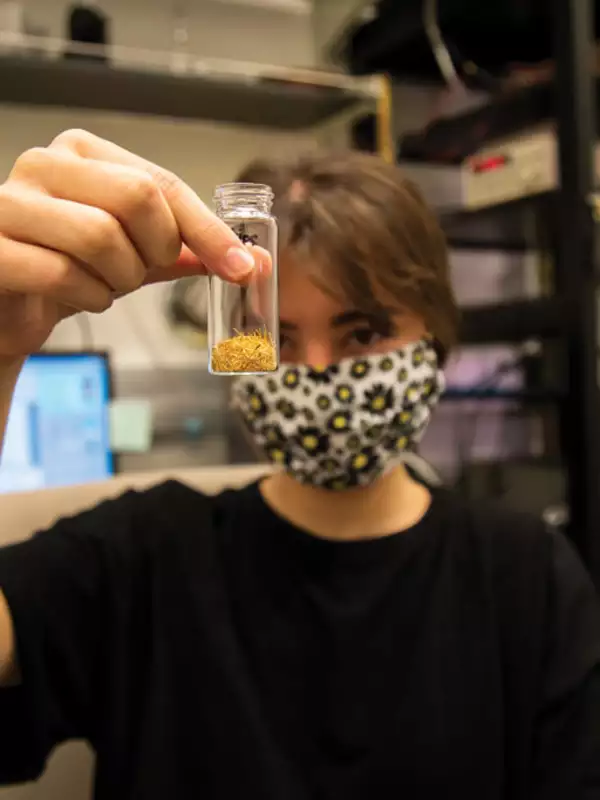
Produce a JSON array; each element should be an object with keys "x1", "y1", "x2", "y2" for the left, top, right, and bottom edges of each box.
[
  {"x1": 0, "y1": 0, "x2": 319, "y2": 368},
  {"x1": 311, "y1": 0, "x2": 358, "y2": 65},
  {"x1": 23, "y1": 0, "x2": 316, "y2": 67}
]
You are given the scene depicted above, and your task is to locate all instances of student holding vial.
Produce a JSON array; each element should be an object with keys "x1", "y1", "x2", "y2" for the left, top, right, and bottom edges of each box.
[{"x1": 0, "y1": 129, "x2": 598, "y2": 800}]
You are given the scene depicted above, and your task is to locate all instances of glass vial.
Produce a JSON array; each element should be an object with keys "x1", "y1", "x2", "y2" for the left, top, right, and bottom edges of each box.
[{"x1": 208, "y1": 182, "x2": 279, "y2": 375}]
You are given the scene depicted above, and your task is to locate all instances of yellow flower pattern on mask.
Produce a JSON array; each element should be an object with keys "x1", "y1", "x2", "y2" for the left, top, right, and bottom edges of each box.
[
  {"x1": 231, "y1": 340, "x2": 444, "y2": 491},
  {"x1": 335, "y1": 384, "x2": 354, "y2": 403},
  {"x1": 283, "y1": 369, "x2": 300, "y2": 388}
]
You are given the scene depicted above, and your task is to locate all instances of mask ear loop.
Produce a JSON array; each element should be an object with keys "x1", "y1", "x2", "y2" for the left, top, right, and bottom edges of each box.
[
  {"x1": 422, "y1": 0, "x2": 501, "y2": 100},
  {"x1": 423, "y1": 0, "x2": 459, "y2": 87},
  {"x1": 402, "y1": 451, "x2": 443, "y2": 487}
]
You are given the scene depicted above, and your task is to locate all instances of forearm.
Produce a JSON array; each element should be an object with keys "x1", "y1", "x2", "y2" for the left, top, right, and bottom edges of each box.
[
  {"x1": 0, "y1": 359, "x2": 23, "y2": 685},
  {"x1": 0, "y1": 358, "x2": 23, "y2": 458}
]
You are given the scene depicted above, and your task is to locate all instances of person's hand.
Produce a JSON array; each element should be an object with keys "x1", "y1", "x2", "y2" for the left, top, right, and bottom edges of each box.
[{"x1": 0, "y1": 128, "x2": 259, "y2": 361}]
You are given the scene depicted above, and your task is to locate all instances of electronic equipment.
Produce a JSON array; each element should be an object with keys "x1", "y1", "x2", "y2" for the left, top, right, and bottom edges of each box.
[
  {"x1": 0, "y1": 352, "x2": 114, "y2": 493},
  {"x1": 337, "y1": 0, "x2": 591, "y2": 82},
  {"x1": 461, "y1": 125, "x2": 600, "y2": 210},
  {"x1": 64, "y1": 3, "x2": 110, "y2": 63},
  {"x1": 402, "y1": 124, "x2": 600, "y2": 213}
]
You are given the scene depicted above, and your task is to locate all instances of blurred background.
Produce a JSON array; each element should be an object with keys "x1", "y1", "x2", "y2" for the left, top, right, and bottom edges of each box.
[{"x1": 0, "y1": 0, "x2": 597, "y2": 569}]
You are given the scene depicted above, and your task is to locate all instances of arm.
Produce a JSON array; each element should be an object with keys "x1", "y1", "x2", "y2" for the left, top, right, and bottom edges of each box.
[
  {"x1": 0, "y1": 488, "x2": 148, "y2": 784},
  {"x1": 532, "y1": 530, "x2": 600, "y2": 798},
  {"x1": 0, "y1": 128, "x2": 256, "y2": 691},
  {"x1": 0, "y1": 513, "x2": 109, "y2": 782},
  {"x1": 0, "y1": 358, "x2": 23, "y2": 685},
  {"x1": 0, "y1": 586, "x2": 16, "y2": 685},
  {"x1": 0, "y1": 356, "x2": 23, "y2": 455}
]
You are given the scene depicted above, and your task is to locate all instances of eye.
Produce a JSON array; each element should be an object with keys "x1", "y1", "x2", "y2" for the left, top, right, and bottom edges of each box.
[
  {"x1": 279, "y1": 332, "x2": 298, "y2": 359},
  {"x1": 347, "y1": 328, "x2": 383, "y2": 348}
]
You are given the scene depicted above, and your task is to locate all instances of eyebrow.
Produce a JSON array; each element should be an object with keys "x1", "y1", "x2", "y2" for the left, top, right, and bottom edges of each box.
[{"x1": 280, "y1": 309, "x2": 393, "y2": 331}]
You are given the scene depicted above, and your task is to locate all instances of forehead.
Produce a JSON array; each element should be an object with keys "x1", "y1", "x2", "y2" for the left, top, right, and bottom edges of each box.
[
  {"x1": 278, "y1": 256, "x2": 351, "y2": 322},
  {"x1": 277, "y1": 255, "x2": 427, "y2": 341},
  {"x1": 279, "y1": 264, "x2": 340, "y2": 317}
]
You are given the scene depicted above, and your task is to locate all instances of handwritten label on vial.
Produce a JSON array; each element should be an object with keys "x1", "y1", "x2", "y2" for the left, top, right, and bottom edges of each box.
[{"x1": 234, "y1": 225, "x2": 258, "y2": 247}]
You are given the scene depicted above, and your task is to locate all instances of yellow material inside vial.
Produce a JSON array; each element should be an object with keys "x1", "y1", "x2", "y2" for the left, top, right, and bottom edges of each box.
[{"x1": 211, "y1": 328, "x2": 277, "y2": 374}]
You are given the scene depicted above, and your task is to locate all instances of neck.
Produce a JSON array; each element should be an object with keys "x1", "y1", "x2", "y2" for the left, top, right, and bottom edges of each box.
[{"x1": 260, "y1": 465, "x2": 431, "y2": 541}]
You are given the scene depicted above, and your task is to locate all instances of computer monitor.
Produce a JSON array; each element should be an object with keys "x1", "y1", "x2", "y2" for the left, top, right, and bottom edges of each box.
[{"x1": 0, "y1": 352, "x2": 114, "y2": 493}]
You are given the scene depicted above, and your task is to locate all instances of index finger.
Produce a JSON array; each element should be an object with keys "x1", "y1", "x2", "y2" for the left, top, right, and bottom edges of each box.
[{"x1": 50, "y1": 129, "x2": 256, "y2": 282}]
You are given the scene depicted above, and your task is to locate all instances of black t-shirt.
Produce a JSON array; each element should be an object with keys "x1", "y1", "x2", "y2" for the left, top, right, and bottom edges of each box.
[{"x1": 1, "y1": 480, "x2": 600, "y2": 800}]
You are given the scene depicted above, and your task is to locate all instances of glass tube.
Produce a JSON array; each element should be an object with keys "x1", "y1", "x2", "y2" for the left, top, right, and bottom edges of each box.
[{"x1": 208, "y1": 182, "x2": 279, "y2": 375}]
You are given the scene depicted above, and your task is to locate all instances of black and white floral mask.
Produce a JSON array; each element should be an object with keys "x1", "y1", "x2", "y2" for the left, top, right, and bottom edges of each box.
[{"x1": 231, "y1": 338, "x2": 444, "y2": 491}]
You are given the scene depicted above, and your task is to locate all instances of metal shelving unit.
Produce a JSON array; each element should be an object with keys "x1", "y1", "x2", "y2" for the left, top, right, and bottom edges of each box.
[
  {"x1": 449, "y1": 0, "x2": 600, "y2": 579},
  {"x1": 552, "y1": 0, "x2": 600, "y2": 578},
  {"x1": 332, "y1": 0, "x2": 600, "y2": 581},
  {"x1": 0, "y1": 36, "x2": 380, "y2": 130}
]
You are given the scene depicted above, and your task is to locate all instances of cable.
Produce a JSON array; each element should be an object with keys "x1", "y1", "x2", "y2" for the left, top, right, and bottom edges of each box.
[
  {"x1": 165, "y1": 278, "x2": 208, "y2": 331},
  {"x1": 75, "y1": 312, "x2": 94, "y2": 349},
  {"x1": 403, "y1": 451, "x2": 443, "y2": 488},
  {"x1": 453, "y1": 341, "x2": 541, "y2": 496},
  {"x1": 422, "y1": 0, "x2": 460, "y2": 86},
  {"x1": 126, "y1": 294, "x2": 165, "y2": 371},
  {"x1": 422, "y1": 0, "x2": 501, "y2": 122}
]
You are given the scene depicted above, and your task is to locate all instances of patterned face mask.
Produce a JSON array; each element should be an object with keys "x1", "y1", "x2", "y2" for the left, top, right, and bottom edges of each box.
[{"x1": 231, "y1": 339, "x2": 444, "y2": 491}]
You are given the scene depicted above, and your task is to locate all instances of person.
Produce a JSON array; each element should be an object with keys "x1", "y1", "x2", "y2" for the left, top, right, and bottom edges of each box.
[{"x1": 0, "y1": 129, "x2": 598, "y2": 800}]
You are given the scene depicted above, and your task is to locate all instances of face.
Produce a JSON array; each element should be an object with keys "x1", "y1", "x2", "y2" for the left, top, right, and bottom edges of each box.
[
  {"x1": 232, "y1": 264, "x2": 443, "y2": 489},
  {"x1": 278, "y1": 260, "x2": 427, "y2": 367}
]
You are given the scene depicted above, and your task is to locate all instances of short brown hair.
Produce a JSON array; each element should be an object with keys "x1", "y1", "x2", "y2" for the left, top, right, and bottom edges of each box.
[{"x1": 236, "y1": 151, "x2": 458, "y2": 364}]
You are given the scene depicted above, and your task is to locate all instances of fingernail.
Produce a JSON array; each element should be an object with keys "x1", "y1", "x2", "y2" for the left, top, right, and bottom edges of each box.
[{"x1": 224, "y1": 246, "x2": 255, "y2": 279}]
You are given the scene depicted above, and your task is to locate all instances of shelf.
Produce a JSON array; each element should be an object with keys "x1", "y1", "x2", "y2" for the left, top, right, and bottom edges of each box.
[
  {"x1": 442, "y1": 387, "x2": 563, "y2": 403},
  {"x1": 207, "y1": 0, "x2": 311, "y2": 13},
  {"x1": 461, "y1": 298, "x2": 563, "y2": 344},
  {"x1": 336, "y1": 0, "x2": 600, "y2": 81},
  {"x1": 440, "y1": 203, "x2": 541, "y2": 252},
  {"x1": 0, "y1": 39, "x2": 378, "y2": 129},
  {"x1": 440, "y1": 192, "x2": 561, "y2": 252},
  {"x1": 394, "y1": 160, "x2": 547, "y2": 251},
  {"x1": 442, "y1": 195, "x2": 558, "y2": 252}
]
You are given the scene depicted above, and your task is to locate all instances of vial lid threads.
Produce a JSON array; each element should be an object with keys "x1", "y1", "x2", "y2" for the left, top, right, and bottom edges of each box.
[
  {"x1": 213, "y1": 182, "x2": 274, "y2": 217},
  {"x1": 209, "y1": 182, "x2": 279, "y2": 376}
]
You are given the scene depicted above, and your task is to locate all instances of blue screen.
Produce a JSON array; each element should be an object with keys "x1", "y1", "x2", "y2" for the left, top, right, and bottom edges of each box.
[{"x1": 0, "y1": 354, "x2": 113, "y2": 493}]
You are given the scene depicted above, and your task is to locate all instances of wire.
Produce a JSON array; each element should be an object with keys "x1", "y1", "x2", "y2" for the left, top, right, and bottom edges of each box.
[
  {"x1": 453, "y1": 342, "x2": 541, "y2": 496},
  {"x1": 403, "y1": 451, "x2": 443, "y2": 488},
  {"x1": 422, "y1": 0, "x2": 460, "y2": 86},
  {"x1": 422, "y1": 0, "x2": 501, "y2": 125},
  {"x1": 126, "y1": 294, "x2": 165, "y2": 370},
  {"x1": 75, "y1": 312, "x2": 94, "y2": 349}
]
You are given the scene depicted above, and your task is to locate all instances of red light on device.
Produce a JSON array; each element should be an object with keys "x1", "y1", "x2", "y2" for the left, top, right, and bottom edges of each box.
[{"x1": 470, "y1": 155, "x2": 509, "y2": 173}]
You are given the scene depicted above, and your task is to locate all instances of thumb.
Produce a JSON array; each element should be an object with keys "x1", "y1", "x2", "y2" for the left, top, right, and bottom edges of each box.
[
  {"x1": 144, "y1": 244, "x2": 206, "y2": 285},
  {"x1": 144, "y1": 244, "x2": 271, "y2": 287}
]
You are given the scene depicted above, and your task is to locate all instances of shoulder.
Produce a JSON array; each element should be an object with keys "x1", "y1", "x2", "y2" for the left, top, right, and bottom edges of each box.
[
  {"x1": 0, "y1": 480, "x2": 258, "y2": 612},
  {"x1": 434, "y1": 487, "x2": 551, "y2": 560},
  {"x1": 435, "y1": 488, "x2": 594, "y2": 600},
  {"x1": 18, "y1": 479, "x2": 255, "y2": 565},
  {"x1": 436, "y1": 489, "x2": 599, "y2": 643},
  {"x1": 45, "y1": 478, "x2": 214, "y2": 536}
]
